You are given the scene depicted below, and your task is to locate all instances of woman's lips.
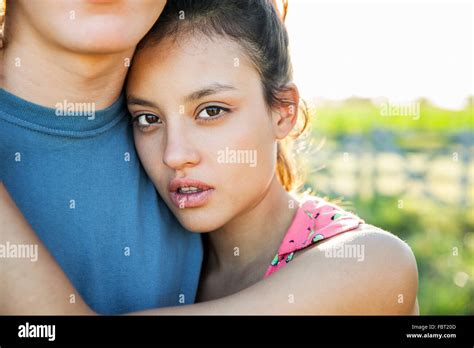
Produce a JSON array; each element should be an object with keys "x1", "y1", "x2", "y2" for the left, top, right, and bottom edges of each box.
[
  {"x1": 168, "y1": 178, "x2": 214, "y2": 209},
  {"x1": 169, "y1": 189, "x2": 214, "y2": 208}
]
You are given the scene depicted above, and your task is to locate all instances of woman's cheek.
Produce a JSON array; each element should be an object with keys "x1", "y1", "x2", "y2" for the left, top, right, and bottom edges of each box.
[
  {"x1": 134, "y1": 132, "x2": 163, "y2": 185},
  {"x1": 217, "y1": 134, "x2": 275, "y2": 206}
]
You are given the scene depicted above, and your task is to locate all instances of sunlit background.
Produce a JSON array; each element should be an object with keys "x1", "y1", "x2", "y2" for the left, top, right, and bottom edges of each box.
[
  {"x1": 286, "y1": 0, "x2": 472, "y2": 109},
  {"x1": 283, "y1": 0, "x2": 473, "y2": 314}
]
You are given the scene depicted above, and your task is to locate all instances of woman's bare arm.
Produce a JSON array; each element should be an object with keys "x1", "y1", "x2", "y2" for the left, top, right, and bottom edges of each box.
[{"x1": 0, "y1": 183, "x2": 418, "y2": 315}]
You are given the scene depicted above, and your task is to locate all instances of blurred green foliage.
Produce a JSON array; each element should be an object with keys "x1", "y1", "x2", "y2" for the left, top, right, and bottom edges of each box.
[
  {"x1": 309, "y1": 97, "x2": 473, "y2": 136},
  {"x1": 304, "y1": 97, "x2": 473, "y2": 314},
  {"x1": 352, "y1": 195, "x2": 473, "y2": 315}
]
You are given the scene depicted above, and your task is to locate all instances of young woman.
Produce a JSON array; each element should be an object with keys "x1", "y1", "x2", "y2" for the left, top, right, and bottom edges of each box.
[{"x1": 0, "y1": 0, "x2": 419, "y2": 315}]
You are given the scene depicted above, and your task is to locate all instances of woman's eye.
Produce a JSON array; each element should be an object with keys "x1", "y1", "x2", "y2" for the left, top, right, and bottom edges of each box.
[
  {"x1": 196, "y1": 106, "x2": 229, "y2": 120},
  {"x1": 134, "y1": 114, "x2": 162, "y2": 128}
]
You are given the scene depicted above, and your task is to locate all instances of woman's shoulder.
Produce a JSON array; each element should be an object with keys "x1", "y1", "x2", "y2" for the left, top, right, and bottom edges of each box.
[
  {"x1": 293, "y1": 222, "x2": 419, "y2": 314},
  {"x1": 301, "y1": 197, "x2": 418, "y2": 290},
  {"x1": 268, "y1": 195, "x2": 419, "y2": 314}
]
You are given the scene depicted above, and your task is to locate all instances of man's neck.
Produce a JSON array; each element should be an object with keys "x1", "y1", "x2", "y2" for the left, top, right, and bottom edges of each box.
[
  {"x1": 1, "y1": 21, "x2": 134, "y2": 109},
  {"x1": 205, "y1": 176, "x2": 299, "y2": 279}
]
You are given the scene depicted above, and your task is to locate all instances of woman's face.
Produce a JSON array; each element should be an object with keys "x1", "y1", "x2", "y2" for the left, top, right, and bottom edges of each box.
[
  {"x1": 9, "y1": 0, "x2": 166, "y2": 53},
  {"x1": 126, "y1": 35, "x2": 279, "y2": 232}
]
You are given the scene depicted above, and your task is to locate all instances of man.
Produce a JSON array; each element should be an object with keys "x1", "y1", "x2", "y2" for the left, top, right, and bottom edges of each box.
[{"x1": 0, "y1": 0, "x2": 202, "y2": 314}]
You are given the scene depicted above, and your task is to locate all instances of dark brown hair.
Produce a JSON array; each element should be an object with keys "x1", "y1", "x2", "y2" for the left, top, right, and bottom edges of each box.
[{"x1": 139, "y1": 0, "x2": 309, "y2": 191}]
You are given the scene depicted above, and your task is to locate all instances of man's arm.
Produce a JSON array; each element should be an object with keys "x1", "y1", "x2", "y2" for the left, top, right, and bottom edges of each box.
[
  {"x1": 0, "y1": 182, "x2": 418, "y2": 315},
  {"x1": 136, "y1": 224, "x2": 419, "y2": 315},
  {"x1": 0, "y1": 182, "x2": 94, "y2": 315}
]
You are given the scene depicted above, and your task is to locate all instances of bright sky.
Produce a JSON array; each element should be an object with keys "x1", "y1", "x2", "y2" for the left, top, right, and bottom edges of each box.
[{"x1": 285, "y1": 0, "x2": 473, "y2": 110}]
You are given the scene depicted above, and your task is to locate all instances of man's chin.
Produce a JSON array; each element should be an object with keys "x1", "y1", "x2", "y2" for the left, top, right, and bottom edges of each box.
[{"x1": 62, "y1": 35, "x2": 137, "y2": 55}]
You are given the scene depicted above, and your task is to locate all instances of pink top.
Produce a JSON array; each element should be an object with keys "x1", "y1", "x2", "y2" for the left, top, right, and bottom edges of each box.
[{"x1": 264, "y1": 198, "x2": 365, "y2": 279}]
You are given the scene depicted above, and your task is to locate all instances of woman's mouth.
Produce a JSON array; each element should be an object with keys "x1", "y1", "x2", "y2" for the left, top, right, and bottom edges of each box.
[{"x1": 168, "y1": 178, "x2": 214, "y2": 208}]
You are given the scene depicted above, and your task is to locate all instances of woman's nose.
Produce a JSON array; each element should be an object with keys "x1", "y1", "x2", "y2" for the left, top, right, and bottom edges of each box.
[{"x1": 162, "y1": 122, "x2": 200, "y2": 171}]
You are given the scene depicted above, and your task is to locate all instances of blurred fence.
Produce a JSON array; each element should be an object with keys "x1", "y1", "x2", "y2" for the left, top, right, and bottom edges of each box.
[{"x1": 304, "y1": 129, "x2": 473, "y2": 208}]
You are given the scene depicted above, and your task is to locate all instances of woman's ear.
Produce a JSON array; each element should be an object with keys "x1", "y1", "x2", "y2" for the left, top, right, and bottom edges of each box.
[{"x1": 271, "y1": 83, "x2": 300, "y2": 140}]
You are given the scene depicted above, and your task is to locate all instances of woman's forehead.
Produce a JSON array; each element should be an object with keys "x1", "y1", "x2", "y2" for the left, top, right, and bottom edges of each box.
[{"x1": 130, "y1": 34, "x2": 257, "y2": 84}]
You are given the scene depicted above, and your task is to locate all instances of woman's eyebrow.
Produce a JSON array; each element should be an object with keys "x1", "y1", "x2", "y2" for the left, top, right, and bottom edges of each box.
[
  {"x1": 184, "y1": 83, "x2": 236, "y2": 103},
  {"x1": 126, "y1": 96, "x2": 160, "y2": 109},
  {"x1": 127, "y1": 95, "x2": 158, "y2": 109},
  {"x1": 126, "y1": 84, "x2": 236, "y2": 110}
]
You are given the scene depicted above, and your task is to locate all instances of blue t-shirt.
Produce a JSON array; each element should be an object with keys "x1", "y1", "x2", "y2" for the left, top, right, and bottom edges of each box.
[{"x1": 0, "y1": 88, "x2": 203, "y2": 314}]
